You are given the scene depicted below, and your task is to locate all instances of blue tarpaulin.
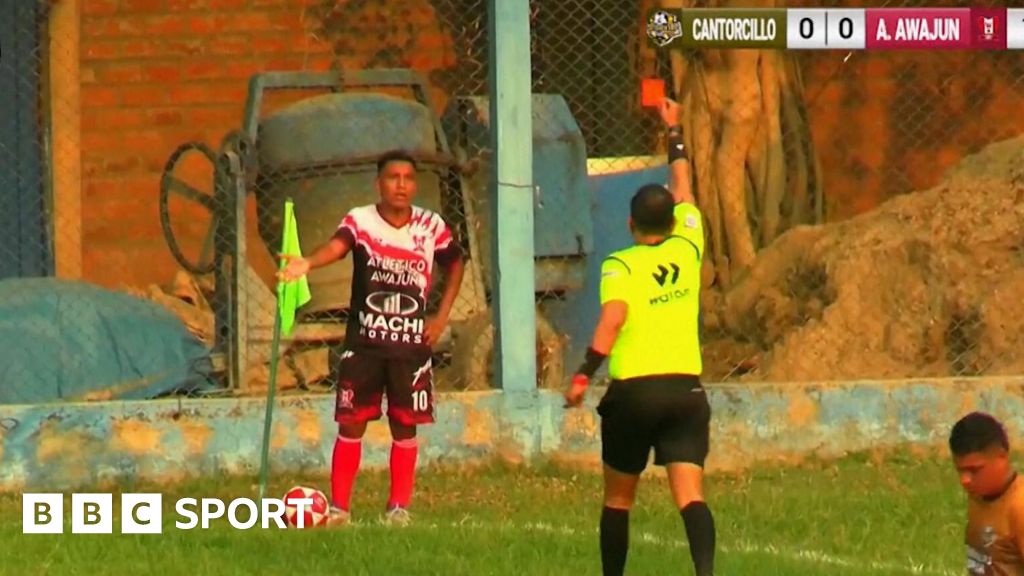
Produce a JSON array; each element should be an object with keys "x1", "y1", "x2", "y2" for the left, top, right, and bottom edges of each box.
[{"x1": 0, "y1": 279, "x2": 215, "y2": 404}]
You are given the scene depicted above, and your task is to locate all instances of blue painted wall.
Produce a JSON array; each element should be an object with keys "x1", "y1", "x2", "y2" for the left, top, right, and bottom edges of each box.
[{"x1": 3, "y1": 378, "x2": 1020, "y2": 492}]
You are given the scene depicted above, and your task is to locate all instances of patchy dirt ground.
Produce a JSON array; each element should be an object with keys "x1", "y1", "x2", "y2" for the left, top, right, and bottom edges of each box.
[{"x1": 702, "y1": 136, "x2": 1024, "y2": 382}]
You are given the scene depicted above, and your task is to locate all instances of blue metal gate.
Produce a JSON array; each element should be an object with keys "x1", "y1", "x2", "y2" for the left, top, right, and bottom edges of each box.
[{"x1": 0, "y1": 0, "x2": 53, "y2": 279}]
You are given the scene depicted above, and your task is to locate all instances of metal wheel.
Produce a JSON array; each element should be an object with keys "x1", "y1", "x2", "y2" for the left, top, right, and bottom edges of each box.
[{"x1": 159, "y1": 142, "x2": 219, "y2": 275}]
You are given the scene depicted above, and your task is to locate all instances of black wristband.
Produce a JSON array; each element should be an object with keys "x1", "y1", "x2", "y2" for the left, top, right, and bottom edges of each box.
[
  {"x1": 576, "y1": 347, "x2": 607, "y2": 378},
  {"x1": 668, "y1": 131, "x2": 688, "y2": 164}
]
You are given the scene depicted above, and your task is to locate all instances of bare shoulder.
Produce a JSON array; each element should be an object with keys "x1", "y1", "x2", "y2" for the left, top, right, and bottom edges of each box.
[{"x1": 1007, "y1": 481, "x2": 1024, "y2": 529}]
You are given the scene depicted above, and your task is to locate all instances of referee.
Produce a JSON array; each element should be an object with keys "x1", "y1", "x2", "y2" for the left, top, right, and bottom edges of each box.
[{"x1": 564, "y1": 98, "x2": 714, "y2": 576}]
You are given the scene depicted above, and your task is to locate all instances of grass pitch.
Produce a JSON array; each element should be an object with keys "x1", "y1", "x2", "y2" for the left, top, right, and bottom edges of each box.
[{"x1": 0, "y1": 451, "x2": 970, "y2": 575}]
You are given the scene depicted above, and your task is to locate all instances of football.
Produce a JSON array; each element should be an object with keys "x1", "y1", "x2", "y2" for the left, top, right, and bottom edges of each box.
[{"x1": 282, "y1": 485, "x2": 330, "y2": 528}]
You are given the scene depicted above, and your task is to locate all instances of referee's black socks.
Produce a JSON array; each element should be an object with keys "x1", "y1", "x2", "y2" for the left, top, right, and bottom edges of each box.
[
  {"x1": 681, "y1": 501, "x2": 716, "y2": 576},
  {"x1": 600, "y1": 506, "x2": 629, "y2": 576}
]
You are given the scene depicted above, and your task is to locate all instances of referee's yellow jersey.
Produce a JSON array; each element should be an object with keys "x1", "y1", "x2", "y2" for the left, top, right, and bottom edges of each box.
[{"x1": 600, "y1": 202, "x2": 704, "y2": 380}]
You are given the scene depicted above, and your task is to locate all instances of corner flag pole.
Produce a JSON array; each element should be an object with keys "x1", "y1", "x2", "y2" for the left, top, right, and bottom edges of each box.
[
  {"x1": 258, "y1": 197, "x2": 309, "y2": 501},
  {"x1": 257, "y1": 299, "x2": 283, "y2": 502}
]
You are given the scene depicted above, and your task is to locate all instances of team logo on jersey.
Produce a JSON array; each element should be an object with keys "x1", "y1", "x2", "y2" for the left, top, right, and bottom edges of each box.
[
  {"x1": 647, "y1": 10, "x2": 683, "y2": 47},
  {"x1": 337, "y1": 387, "x2": 354, "y2": 409},
  {"x1": 412, "y1": 234, "x2": 427, "y2": 254},
  {"x1": 684, "y1": 214, "x2": 698, "y2": 229},
  {"x1": 366, "y1": 291, "x2": 419, "y2": 316},
  {"x1": 652, "y1": 263, "x2": 680, "y2": 287},
  {"x1": 650, "y1": 261, "x2": 688, "y2": 306}
]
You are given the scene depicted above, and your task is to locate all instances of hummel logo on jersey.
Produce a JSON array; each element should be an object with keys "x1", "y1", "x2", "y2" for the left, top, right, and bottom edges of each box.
[{"x1": 652, "y1": 263, "x2": 680, "y2": 286}]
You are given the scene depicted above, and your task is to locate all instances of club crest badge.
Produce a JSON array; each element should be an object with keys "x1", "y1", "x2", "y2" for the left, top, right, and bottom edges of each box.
[{"x1": 647, "y1": 10, "x2": 683, "y2": 47}]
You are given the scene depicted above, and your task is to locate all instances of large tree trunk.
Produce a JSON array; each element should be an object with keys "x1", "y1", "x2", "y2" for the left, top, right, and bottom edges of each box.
[{"x1": 658, "y1": 0, "x2": 824, "y2": 289}]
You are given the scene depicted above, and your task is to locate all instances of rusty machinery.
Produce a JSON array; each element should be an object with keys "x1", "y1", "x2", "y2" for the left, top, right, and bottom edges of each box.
[{"x1": 159, "y1": 69, "x2": 591, "y2": 393}]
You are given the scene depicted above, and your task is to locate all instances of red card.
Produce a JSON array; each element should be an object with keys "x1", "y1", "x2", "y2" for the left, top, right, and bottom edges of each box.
[{"x1": 641, "y1": 78, "x2": 665, "y2": 108}]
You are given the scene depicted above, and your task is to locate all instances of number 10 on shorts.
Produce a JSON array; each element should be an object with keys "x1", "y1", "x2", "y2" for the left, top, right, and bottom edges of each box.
[
  {"x1": 787, "y1": 9, "x2": 866, "y2": 49},
  {"x1": 412, "y1": 390, "x2": 429, "y2": 412}
]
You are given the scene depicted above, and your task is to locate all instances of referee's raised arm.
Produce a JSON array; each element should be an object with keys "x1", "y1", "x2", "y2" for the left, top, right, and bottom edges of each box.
[{"x1": 659, "y1": 98, "x2": 695, "y2": 206}]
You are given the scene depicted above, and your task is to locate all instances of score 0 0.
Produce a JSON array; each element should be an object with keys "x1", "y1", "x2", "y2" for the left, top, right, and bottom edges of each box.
[{"x1": 787, "y1": 9, "x2": 866, "y2": 50}]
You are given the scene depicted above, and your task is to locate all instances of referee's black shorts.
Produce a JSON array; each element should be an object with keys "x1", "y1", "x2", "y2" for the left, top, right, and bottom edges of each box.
[{"x1": 597, "y1": 374, "x2": 710, "y2": 475}]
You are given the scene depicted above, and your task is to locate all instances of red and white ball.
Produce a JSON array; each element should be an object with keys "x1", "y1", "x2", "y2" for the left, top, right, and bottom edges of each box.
[{"x1": 282, "y1": 485, "x2": 329, "y2": 528}]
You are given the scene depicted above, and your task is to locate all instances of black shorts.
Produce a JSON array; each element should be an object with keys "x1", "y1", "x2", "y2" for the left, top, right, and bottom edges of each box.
[
  {"x1": 597, "y1": 374, "x2": 710, "y2": 474},
  {"x1": 334, "y1": 349, "x2": 435, "y2": 427}
]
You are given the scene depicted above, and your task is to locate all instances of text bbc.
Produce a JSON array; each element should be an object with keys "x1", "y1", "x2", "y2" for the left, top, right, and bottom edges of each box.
[{"x1": 22, "y1": 493, "x2": 315, "y2": 534}]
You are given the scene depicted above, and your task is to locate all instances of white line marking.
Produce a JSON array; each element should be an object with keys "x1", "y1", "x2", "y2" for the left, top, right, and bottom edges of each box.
[{"x1": 345, "y1": 516, "x2": 958, "y2": 576}]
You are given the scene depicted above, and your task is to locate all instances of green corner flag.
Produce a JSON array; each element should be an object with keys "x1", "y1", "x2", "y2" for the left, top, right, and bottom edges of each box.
[
  {"x1": 277, "y1": 199, "x2": 311, "y2": 337},
  {"x1": 258, "y1": 198, "x2": 310, "y2": 501}
]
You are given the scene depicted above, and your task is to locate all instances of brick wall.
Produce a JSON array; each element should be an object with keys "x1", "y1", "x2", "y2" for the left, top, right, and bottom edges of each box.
[{"x1": 78, "y1": 0, "x2": 456, "y2": 289}]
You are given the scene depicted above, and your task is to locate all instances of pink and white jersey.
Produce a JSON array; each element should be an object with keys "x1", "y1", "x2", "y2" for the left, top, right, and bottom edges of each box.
[{"x1": 332, "y1": 204, "x2": 461, "y2": 357}]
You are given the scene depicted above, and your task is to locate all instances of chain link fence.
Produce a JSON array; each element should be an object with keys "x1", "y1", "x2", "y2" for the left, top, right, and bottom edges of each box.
[
  {"x1": 674, "y1": 0, "x2": 1024, "y2": 383},
  {"x1": 522, "y1": 0, "x2": 1024, "y2": 385},
  {"x1": 1, "y1": 0, "x2": 1023, "y2": 406}
]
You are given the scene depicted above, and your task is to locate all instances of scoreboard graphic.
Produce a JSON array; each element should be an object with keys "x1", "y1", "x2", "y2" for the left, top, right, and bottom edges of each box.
[{"x1": 646, "y1": 7, "x2": 1024, "y2": 50}]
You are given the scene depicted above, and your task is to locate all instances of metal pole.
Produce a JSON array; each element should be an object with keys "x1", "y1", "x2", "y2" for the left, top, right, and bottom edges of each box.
[{"x1": 488, "y1": 0, "x2": 537, "y2": 392}]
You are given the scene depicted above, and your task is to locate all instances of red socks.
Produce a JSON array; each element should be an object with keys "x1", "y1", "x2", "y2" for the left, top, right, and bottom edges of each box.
[
  {"x1": 331, "y1": 435, "x2": 418, "y2": 511},
  {"x1": 331, "y1": 435, "x2": 362, "y2": 512},
  {"x1": 388, "y1": 438, "x2": 419, "y2": 509}
]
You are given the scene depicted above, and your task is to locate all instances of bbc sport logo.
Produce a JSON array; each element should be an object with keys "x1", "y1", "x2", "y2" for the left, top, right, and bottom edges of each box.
[{"x1": 22, "y1": 493, "x2": 322, "y2": 534}]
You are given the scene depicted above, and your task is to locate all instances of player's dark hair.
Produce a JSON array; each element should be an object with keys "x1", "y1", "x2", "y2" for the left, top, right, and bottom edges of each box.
[
  {"x1": 630, "y1": 184, "x2": 675, "y2": 235},
  {"x1": 377, "y1": 149, "x2": 418, "y2": 174},
  {"x1": 949, "y1": 412, "x2": 1009, "y2": 456}
]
